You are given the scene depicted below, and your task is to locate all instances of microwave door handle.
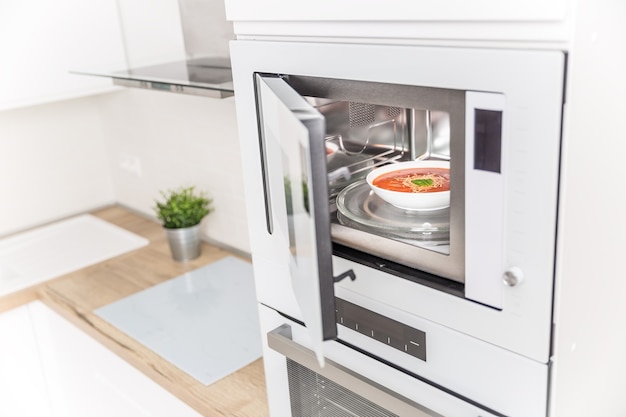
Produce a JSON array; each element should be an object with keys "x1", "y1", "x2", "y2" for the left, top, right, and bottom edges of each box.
[
  {"x1": 268, "y1": 324, "x2": 444, "y2": 417},
  {"x1": 334, "y1": 269, "x2": 356, "y2": 283}
]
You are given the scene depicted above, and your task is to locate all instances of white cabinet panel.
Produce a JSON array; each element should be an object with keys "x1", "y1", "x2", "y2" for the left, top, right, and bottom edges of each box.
[
  {"x1": 29, "y1": 301, "x2": 202, "y2": 417},
  {"x1": 0, "y1": 0, "x2": 125, "y2": 111},
  {"x1": 225, "y1": 0, "x2": 568, "y2": 22},
  {"x1": 0, "y1": 304, "x2": 52, "y2": 417}
]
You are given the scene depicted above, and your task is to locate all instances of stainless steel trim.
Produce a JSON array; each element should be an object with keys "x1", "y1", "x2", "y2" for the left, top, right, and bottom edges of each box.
[
  {"x1": 417, "y1": 110, "x2": 451, "y2": 161},
  {"x1": 267, "y1": 324, "x2": 444, "y2": 417},
  {"x1": 409, "y1": 108, "x2": 419, "y2": 160},
  {"x1": 253, "y1": 74, "x2": 274, "y2": 234},
  {"x1": 177, "y1": 0, "x2": 234, "y2": 61}
]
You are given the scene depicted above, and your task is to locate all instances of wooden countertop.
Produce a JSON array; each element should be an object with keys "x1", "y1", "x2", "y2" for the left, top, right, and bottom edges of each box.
[{"x1": 0, "y1": 206, "x2": 269, "y2": 417}]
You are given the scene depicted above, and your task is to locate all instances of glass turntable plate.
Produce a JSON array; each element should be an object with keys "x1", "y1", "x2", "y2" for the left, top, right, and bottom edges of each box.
[{"x1": 336, "y1": 180, "x2": 450, "y2": 241}]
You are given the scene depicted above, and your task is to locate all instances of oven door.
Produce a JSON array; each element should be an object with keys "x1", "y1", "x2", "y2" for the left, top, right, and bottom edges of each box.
[{"x1": 259, "y1": 305, "x2": 506, "y2": 417}]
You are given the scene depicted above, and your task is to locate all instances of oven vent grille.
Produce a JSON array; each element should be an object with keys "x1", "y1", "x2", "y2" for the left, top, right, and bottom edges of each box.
[
  {"x1": 287, "y1": 358, "x2": 399, "y2": 417},
  {"x1": 348, "y1": 102, "x2": 376, "y2": 127},
  {"x1": 388, "y1": 106, "x2": 402, "y2": 118}
]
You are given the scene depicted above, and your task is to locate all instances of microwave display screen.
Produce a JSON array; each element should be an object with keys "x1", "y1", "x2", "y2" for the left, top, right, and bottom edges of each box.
[{"x1": 474, "y1": 109, "x2": 503, "y2": 173}]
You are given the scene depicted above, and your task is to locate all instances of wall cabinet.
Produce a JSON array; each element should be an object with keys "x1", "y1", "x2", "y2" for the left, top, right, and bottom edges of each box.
[
  {"x1": 225, "y1": 0, "x2": 568, "y2": 23},
  {"x1": 225, "y1": 0, "x2": 572, "y2": 46},
  {"x1": 0, "y1": 0, "x2": 126, "y2": 111},
  {"x1": 0, "y1": 301, "x2": 201, "y2": 417}
]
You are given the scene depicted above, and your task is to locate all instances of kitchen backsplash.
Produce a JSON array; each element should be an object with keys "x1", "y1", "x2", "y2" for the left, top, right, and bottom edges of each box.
[
  {"x1": 97, "y1": 89, "x2": 250, "y2": 254},
  {"x1": 0, "y1": 89, "x2": 250, "y2": 255},
  {"x1": 0, "y1": 96, "x2": 116, "y2": 237}
]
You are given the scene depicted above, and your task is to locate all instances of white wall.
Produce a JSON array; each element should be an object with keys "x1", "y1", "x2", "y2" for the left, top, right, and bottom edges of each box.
[
  {"x1": 0, "y1": 96, "x2": 116, "y2": 237},
  {"x1": 97, "y1": 89, "x2": 250, "y2": 254},
  {"x1": 0, "y1": 88, "x2": 251, "y2": 254},
  {"x1": 0, "y1": 0, "x2": 122, "y2": 237}
]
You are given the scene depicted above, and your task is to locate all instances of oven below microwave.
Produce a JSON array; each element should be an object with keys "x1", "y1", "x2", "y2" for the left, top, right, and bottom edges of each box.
[{"x1": 259, "y1": 304, "x2": 547, "y2": 417}]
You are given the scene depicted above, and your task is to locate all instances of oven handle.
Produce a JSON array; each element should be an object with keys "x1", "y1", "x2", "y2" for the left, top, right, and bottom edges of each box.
[{"x1": 267, "y1": 324, "x2": 444, "y2": 417}]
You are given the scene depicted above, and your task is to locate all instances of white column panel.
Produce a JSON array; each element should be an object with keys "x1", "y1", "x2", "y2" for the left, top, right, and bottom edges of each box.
[{"x1": 551, "y1": 0, "x2": 626, "y2": 415}]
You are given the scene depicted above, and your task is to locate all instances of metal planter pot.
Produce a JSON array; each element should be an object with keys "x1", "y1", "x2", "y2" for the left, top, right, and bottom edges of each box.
[{"x1": 164, "y1": 224, "x2": 201, "y2": 262}]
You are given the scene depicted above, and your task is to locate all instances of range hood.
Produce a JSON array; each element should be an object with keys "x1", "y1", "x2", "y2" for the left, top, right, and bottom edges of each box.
[
  {"x1": 101, "y1": 56, "x2": 233, "y2": 99},
  {"x1": 77, "y1": 0, "x2": 235, "y2": 99}
]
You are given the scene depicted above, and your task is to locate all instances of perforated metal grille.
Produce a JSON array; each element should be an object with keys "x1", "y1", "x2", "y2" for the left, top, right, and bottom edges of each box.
[
  {"x1": 387, "y1": 107, "x2": 402, "y2": 118},
  {"x1": 348, "y1": 102, "x2": 376, "y2": 127},
  {"x1": 287, "y1": 359, "x2": 399, "y2": 417}
]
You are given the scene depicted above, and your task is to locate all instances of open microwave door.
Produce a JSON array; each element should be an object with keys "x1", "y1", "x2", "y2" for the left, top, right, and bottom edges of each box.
[{"x1": 255, "y1": 74, "x2": 338, "y2": 366}]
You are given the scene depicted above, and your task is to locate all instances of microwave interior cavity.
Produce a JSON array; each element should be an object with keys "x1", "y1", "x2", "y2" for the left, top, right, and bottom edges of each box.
[{"x1": 283, "y1": 75, "x2": 468, "y2": 286}]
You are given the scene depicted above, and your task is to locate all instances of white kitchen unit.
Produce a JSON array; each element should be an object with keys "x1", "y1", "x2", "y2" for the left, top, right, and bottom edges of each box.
[
  {"x1": 29, "y1": 301, "x2": 203, "y2": 417},
  {"x1": 226, "y1": 0, "x2": 626, "y2": 416},
  {"x1": 0, "y1": 304, "x2": 52, "y2": 417},
  {"x1": 0, "y1": 301, "x2": 201, "y2": 417}
]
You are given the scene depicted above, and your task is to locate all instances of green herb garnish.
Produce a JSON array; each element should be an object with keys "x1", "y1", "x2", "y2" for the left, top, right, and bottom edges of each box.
[{"x1": 411, "y1": 178, "x2": 434, "y2": 187}]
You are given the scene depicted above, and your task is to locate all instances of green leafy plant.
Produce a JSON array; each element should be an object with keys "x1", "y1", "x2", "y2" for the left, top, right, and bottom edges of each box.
[
  {"x1": 154, "y1": 186, "x2": 214, "y2": 229},
  {"x1": 411, "y1": 178, "x2": 434, "y2": 187}
]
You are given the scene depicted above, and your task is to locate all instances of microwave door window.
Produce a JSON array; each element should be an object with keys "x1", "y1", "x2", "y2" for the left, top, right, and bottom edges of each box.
[{"x1": 256, "y1": 75, "x2": 336, "y2": 364}]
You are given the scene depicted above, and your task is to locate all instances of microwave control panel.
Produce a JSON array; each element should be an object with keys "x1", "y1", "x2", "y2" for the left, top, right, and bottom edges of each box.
[{"x1": 335, "y1": 298, "x2": 427, "y2": 361}]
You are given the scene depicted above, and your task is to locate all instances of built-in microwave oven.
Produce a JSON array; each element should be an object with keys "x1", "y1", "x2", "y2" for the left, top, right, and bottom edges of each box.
[{"x1": 231, "y1": 40, "x2": 565, "y2": 417}]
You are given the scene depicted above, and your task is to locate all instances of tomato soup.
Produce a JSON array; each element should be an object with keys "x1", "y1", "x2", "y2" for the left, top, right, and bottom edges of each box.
[{"x1": 372, "y1": 167, "x2": 450, "y2": 193}]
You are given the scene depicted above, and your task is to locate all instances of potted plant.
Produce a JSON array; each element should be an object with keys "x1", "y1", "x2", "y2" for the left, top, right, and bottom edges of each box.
[{"x1": 154, "y1": 186, "x2": 214, "y2": 261}]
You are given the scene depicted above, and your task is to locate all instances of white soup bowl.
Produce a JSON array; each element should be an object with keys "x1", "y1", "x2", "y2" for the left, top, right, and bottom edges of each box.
[{"x1": 365, "y1": 160, "x2": 450, "y2": 211}]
